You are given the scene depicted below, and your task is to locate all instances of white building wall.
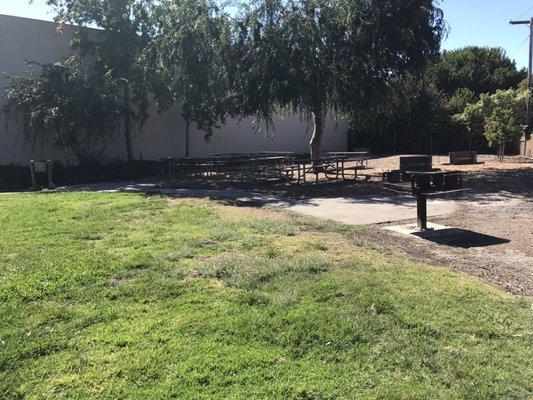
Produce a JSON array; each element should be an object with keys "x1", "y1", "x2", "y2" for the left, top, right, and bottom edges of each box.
[{"x1": 0, "y1": 14, "x2": 347, "y2": 165}]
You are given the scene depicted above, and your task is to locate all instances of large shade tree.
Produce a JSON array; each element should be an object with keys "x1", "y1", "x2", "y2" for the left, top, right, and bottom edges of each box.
[
  {"x1": 39, "y1": 0, "x2": 154, "y2": 161},
  {"x1": 144, "y1": 0, "x2": 232, "y2": 157},
  {"x1": 232, "y1": 0, "x2": 445, "y2": 159}
]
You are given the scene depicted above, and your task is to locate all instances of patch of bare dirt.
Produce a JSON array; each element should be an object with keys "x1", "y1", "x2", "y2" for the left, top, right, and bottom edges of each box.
[{"x1": 355, "y1": 162, "x2": 533, "y2": 297}]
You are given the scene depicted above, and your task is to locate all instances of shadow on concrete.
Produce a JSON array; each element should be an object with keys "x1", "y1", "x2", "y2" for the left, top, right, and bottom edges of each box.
[{"x1": 412, "y1": 228, "x2": 510, "y2": 248}]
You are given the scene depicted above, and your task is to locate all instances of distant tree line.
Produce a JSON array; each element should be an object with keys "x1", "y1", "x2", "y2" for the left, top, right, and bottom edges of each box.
[
  {"x1": 4, "y1": 1, "x2": 526, "y2": 163},
  {"x1": 349, "y1": 46, "x2": 527, "y2": 154}
]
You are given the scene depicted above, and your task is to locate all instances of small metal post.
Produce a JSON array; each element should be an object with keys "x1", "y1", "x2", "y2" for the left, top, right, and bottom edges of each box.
[
  {"x1": 416, "y1": 193, "x2": 428, "y2": 230},
  {"x1": 46, "y1": 160, "x2": 55, "y2": 189},
  {"x1": 30, "y1": 160, "x2": 37, "y2": 190}
]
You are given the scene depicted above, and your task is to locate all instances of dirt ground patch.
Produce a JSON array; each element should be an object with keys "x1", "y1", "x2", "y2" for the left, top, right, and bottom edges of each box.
[{"x1": 357, "y1": 161, "x2": 533, "y2": 297}]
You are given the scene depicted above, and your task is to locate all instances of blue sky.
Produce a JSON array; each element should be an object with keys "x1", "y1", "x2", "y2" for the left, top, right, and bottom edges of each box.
[{"x1": 1, "y1": 0, "x2": 532, "y2": 69}]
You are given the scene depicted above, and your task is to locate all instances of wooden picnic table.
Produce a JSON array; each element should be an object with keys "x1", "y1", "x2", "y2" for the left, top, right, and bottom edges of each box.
[
  {"x1": 325, "y1": 151, "x2": 370, "y2": 166},
  {"x1": 290, "y1": 156, "x2": 372, "y2": 184},
  {"x1": 253, "y1": 151, "x2": 296, "y2": 156},
  {"x1": 325, "y1": 151, "x2": 369, "y2": 156},
  {"x1": 210, "y1": 155, "x2": 289, "y2": 180}
]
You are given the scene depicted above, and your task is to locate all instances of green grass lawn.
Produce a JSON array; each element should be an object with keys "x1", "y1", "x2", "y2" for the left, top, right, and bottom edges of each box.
[{"x1": 0, "y1": 193, "x2": 531, "y2": 399}]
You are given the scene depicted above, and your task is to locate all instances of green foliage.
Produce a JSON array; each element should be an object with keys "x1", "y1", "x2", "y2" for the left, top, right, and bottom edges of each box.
[
  {"x1": 447, "y1": 87, "x2": 476, "y2": 114},
  {"x1": 484, "y1": 108, "x2": 522, "y2": 148},
  {"x1": 430, "y1": 46, "x2": 527, "y2": 97},
  {"x1": 0, "y1": 166, "x2": 31, "y2": 192},
  {"x1": 144, "y1": 0, "x2": 232, "y2": 138},
  {"x1": 453, "y1": 100, "x2": 484, "y2": 141},
  {"x1": 455, "y1": 87, "x2": 527, "y2": 150},
  {"x1": 2, "y1": 57, "x2": 123, "y2": 163},
  {"x1": 350, "y1": 73, "x2": 459, "y2": 153},
  {"x1": 350, "y1": 46, "x2": 527, "y2": 152},
  {"x1": 233, "y1": 0, "x2": 444, "y2": 157},
  {"x1": 0, "y1": 194, "x2": 531, "y2": 398},
  {"x1": 43, "y1": 0, "x2": 155, "y2": 161}
]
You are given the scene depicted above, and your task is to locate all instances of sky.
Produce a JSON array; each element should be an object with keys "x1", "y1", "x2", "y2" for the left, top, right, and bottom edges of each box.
[{"x1": 0, "y1": 0, "x2": 532, "y2": 69}]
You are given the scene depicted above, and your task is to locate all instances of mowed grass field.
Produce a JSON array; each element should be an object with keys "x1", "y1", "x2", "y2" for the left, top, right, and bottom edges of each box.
[{"x1": 0, "y1": 193, "x2": 531, "y2": 399}]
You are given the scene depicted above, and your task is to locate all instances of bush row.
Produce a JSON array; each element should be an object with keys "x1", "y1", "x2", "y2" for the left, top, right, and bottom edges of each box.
[{"x1": 0, "y1": 160, "x2": 168, "y2": 192}]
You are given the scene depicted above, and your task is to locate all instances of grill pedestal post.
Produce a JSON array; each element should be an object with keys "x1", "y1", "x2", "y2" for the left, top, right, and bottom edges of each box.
[{"x1": 416, "y1": 194, "x2": 428, "y2": 230}]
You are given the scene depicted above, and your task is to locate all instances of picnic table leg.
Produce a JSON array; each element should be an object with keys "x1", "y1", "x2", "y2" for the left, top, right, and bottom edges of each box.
[{"x1": 416, "y1": 194, "x2": 428, "y2": 230}]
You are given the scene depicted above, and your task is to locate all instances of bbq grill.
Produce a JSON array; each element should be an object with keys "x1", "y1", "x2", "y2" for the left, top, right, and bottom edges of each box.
[{"x1": 383, "y1": 156, "x2": 467, "y2": 230}]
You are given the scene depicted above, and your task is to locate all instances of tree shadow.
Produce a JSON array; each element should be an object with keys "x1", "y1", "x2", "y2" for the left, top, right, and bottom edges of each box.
[{"x1": 463, "y1": 168, "x2": 532, "y2": 200}]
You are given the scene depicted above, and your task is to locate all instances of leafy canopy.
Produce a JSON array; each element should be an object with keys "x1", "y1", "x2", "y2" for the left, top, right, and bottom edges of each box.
[
  {"x1": 232, "y1": 0, "x2": 444, "y2": 157},
  {"x1": 430, "y1": 46, "x2": 526, "y2": 98},
  {"x1": 2, "y1": 57, "x2": 123, "y2": 163},
  {"x1": 233, "y1": 0, "x2": 444, "y2": 121},
  {"x1": 41, "y1": 0, "x2": 155, "y2": 161},
  {"x1": 454, "y1": 84, "x2": 528, "y2": 149},
  {"x1": 144, "y1": 0, "x2": 232, "y2": 137},
  {"x1": 39, "y1": 0, "x2": 152, "y2": 83}
]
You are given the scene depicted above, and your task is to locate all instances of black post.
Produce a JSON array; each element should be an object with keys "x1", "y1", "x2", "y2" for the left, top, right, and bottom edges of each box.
[
  {"x1": 29, "y1": 161, "x2": 37, "y2": 190},
  {"x1": 416, "y1": 193, "x2": 428, "y2": 230},
  {"x1": 46, "y1": 160, "x2": 55, "y2": 189}
]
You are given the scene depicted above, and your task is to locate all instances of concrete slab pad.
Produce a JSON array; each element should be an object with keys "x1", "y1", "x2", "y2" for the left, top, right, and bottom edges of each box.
[
  {"x1": 276, "y1": 196, "x2": 457, "y2": 225},
  {"x1": 384, "y1": 223, "x2": 450, "y2": 236}
]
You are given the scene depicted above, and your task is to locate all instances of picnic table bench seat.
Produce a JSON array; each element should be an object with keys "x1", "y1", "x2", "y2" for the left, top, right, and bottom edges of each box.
[{"x1": 449, "y1": 151, "x2": 480, "y2": 165}]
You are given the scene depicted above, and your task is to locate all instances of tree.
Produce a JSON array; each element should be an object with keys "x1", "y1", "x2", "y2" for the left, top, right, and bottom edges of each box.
[
  {"x1": 447, "y1": 87, "x2": 476, "y2": 114},
  {"x1": 354, "y1": 46, "x2": 526, "y2": 154},
  {"x1": 144, "y1": 0, "x2": 232, "y2": 157},
  {"x1": 454, "y1": 86, "x2": 527, "y2": 161},
  {"x1": 430, "y1": 46, "x2": 526, "y2": 98},
  {"x1": 232, "y1": 0, "x2": 444, "y2": 159},
  {"x1": 40, "y1": 0, "x2": 153, "y2": 162},
  {"x1": 3, "y1": 57, "x2": 123, "y2": 163},
  {"x1": 452, "y1": 99, "x2": 484, "y2": 151},
  {"x1": 349, "y1": 72, "x2": 457, "y2": 154}
]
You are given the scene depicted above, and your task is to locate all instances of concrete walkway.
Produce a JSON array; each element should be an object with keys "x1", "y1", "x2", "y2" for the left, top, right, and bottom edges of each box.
[{"x1": 58, "y1": 182, "x2": 458, "y2": 225}]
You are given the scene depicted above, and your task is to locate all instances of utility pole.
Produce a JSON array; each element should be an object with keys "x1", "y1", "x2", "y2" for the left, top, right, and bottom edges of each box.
[{"x1": 510, "y1": 17, "x2": 533, "y2": 156}]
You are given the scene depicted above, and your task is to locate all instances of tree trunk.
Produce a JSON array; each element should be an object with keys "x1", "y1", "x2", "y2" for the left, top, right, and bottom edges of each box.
[
  {"x1": 309, "y1": 109, "x2": 324, "y2": 161},
  {"x1": 185, "y1": 118, "x2": 190, "y2": 158},
  {"x1": 124, "y1": 85, "x2": 134, "y2": 162},
  {"x1": 498, "y1": 143, "x2": 505, "y2": 162}
]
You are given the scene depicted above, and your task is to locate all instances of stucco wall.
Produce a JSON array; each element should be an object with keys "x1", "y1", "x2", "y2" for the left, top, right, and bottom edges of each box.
[{"x1": 0, "y1": 14, "x2": 347, "y2": 166}]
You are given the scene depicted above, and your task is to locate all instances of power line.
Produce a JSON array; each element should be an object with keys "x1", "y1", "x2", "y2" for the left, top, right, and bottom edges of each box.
[
  {"x1": 516, "y1": 4, "x2": 533, "y2": 20},
  {"x1": 511, "y1": 34, "x2": 531, "y2": 57}
]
